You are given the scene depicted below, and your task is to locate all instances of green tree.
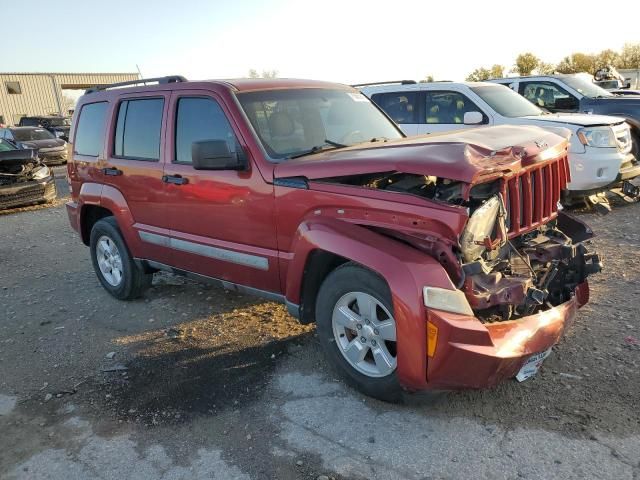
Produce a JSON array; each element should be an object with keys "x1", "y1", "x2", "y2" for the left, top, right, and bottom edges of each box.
[
  {"x1": 535, "y1": 62, "x2": 556, "y2": 75},
  {"x1": 595, "y1": 49, "x2": 620, "y2": 70},
  {"x1": 556, "y1": 53, "x2": 596, "y2": 74},
  {"x1": 248, "y1": 69, "x2": 278, "y2": 78},
  {"x1": 466, "y1": 67, "x2": 492, "y2": 82},
  {"x1": 617, "y1": 43, "x2": 640, "y2": 69},
  {"x1": 513, "y1": 53, "x2": 539, "y2": 76},
  {"x1": 489, "y1": 64, "x2": 505, "y2": 79}
]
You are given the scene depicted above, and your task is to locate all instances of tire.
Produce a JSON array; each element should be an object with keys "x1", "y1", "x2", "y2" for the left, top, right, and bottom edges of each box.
[
  {"x1": 631, "y1": 132, "x2": 640, "y2": 159},
  {"x1": 89, "y1": 217, "x2": 152, "y2": 300},
  {"x1": 315, "y1": 262, "x2": 402, "y2": 402}
]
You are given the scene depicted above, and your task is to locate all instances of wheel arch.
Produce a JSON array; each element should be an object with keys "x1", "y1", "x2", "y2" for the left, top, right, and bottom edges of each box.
[{"x1": 285, "y1": 218, "x2": 456, "y2": 390}]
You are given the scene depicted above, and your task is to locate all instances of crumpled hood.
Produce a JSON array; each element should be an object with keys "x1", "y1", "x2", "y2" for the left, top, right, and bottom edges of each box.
[
  {"x1": 274, "y1": 125, "x2": 569, "y2": 185},
  {"x1": 523, "y1": 113, "x2": 627, "y2": 127}
]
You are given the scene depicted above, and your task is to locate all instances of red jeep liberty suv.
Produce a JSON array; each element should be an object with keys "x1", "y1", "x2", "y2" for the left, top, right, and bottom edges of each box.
[{"x1": 66, "y1": 76, "x2": 601, "y2": 401}]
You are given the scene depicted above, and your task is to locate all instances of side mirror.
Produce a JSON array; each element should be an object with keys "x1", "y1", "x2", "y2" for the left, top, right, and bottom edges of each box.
[
  {"x1": 191, "y1": 140, "x2": 246, "y2": 171},
  {"x1": 463, "y1": 111, "x2": 483, "y2": 125}
]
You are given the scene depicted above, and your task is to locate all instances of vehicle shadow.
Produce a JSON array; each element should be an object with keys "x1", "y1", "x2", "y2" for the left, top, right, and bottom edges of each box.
[{"x1": 77, "y1": 273, "x2": 315, "y2": 425}]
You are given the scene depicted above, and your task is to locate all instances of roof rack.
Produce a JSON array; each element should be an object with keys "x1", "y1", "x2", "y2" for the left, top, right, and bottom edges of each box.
[
  {"x1": 351, "y1": 80, "x2": 417, "y2": 88},
  {"x1": 85, "y1": 75, "x2": 187, "y2": 94}
]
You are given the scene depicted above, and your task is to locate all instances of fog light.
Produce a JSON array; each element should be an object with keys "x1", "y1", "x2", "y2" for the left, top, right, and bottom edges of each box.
[{"x1": 597, "y1": 168, "x2": 605, "y2": 177}]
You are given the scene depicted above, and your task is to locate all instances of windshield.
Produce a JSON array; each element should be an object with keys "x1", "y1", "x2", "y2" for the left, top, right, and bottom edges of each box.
[
  {"x1": 12, "y1": 128, "x2": 55, "y2": 141},
  {"x1": 237, "y1": 88, "x2": 403, "y2": 160},
  {"x1": 471, "y1": 85, "x2": 544, "y2": 117},
  {"x1": 562, "y1": 76, "x2": 613, "y2": 98}
]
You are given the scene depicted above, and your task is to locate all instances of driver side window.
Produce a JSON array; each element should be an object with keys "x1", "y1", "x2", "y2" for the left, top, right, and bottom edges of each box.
[{"x1": 520, "y1": 82, "x2": 577, "y2": 111}]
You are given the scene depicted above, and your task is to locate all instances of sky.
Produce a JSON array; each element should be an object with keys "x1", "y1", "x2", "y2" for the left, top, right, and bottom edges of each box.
[{"x1": 6, "y1": 0, "x2": 640, "y2": 86}]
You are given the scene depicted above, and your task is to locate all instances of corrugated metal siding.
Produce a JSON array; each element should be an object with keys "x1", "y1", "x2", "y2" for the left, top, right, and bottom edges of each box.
[{"x1": 0, "y1": 73, "x2": 138, "y2": 125}]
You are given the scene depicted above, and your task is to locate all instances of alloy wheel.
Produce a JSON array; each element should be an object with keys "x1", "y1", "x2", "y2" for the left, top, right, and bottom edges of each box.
[
  {"x1": 96, "y1": 235, "x2": 124, "y2": 287},
  {"x1": 332, "y1": 291, "x2": 397, "y2": 378}
]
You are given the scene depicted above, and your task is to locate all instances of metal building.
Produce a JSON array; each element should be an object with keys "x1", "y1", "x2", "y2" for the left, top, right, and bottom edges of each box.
[{"x1": 0, "y1": 72, "x2": 139, "y2": 126}]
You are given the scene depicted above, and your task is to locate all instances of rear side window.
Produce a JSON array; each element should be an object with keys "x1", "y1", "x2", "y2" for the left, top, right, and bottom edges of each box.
[
  {"x1": 74, "y1": 102, "x2": 108, "y2": 157},
  {"x1": 174, "y1": 97, "x2": 238, "y2": 164},
  {"x1": 370, "y1": 92, "x2": 418, "y2": 124},
  {"x1": 114, "y1": 98, "x2": 164, "y2": 160}
]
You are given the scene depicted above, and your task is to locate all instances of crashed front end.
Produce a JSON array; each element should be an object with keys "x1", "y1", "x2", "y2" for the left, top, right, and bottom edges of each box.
[
  {"x1": 0, "y1": 145, "x2": 56, "y2": 210},
  {"x1": 310, "y1": 130, "x2": 601, "y2": 389},
  {"x1": 423, "y1": 146, "x2": 602, "y2": 389}
]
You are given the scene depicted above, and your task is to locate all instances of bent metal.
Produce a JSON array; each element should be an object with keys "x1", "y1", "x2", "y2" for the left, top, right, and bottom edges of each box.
[{"x1": 65, "y1": 76, "x2": 601, "y2": 401}]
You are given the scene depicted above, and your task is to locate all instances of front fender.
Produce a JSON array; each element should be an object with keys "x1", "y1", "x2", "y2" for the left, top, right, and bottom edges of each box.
[{"x1": 285, "y1": 217, "x2": 456, "y2": 390}]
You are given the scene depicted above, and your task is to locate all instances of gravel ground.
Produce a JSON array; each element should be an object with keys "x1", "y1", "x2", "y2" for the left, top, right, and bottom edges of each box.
[{"x1": 0, "y1": 174, "x2": 638, "y2": 479}]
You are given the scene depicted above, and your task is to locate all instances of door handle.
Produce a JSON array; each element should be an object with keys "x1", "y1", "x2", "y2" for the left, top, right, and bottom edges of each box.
[
  {"x1": 102, "y1": 167, "x2": 123, "y2": 176},
  {"x1": 162, "y1": 174, "x2": 188, "y2": 185}
]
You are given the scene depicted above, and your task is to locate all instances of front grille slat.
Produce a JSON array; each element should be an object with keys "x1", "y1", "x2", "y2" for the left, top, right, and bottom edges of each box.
[{"x1": 505, "y1": 156, "x2": 568, "y2": 238}]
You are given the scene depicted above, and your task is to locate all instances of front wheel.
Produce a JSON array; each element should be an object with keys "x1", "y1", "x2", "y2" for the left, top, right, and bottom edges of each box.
[
  {"x1": 89, "y1": 217, "x2": 152, "y2": 300},
  {"x1": 316, "y1": 262, "x2": 402, "y2": 402}
]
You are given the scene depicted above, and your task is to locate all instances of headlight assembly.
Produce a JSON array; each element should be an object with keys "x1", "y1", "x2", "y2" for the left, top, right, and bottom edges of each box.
[
  {"x1": 423, "y1": 287, "x2": 473, "y2": 315},
  {"x1": 577, "y1": 126, "x2": 616, "y2": 148},
  {"x1": 460, "y1": 195, "x2": 502, "y2": 263},
  {"x1": 32, "y1": 166, "x2": 51, "y2": 180}
]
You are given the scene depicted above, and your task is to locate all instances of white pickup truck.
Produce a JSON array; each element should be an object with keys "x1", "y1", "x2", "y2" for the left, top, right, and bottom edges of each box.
[{"x1": 359, "y1": 81, "x2": 639, "y2": 195}]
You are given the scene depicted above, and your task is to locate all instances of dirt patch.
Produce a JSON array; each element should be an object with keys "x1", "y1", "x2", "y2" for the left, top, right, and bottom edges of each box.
[{"x1": 77, "y1": 300, "x2": 314, "y2": 426}]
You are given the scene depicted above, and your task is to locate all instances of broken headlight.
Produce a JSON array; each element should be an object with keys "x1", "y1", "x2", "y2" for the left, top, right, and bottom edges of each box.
[
  {"x1": 460, "y1": 195, "x2": 501, "y2": 263},
  {"x1": 32, "y1": 166, "x2": 51, "y2": 180}
]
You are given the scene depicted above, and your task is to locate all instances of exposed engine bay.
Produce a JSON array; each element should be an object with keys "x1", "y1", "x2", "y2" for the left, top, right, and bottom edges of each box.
[
  {"x1": 318, "y1": 171, "x2": 602, "y2": 322},
  {"x1": 460, "y1": 204, "x2": 601, "y2": 322}
]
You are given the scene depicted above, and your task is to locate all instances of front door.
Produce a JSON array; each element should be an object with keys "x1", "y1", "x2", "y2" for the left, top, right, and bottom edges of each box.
[
  {"x1": 519, "y1": 81, "x2": 579, "y2": 113},
  {"x1": 163, "y1": 91, "x2": 280, "y2": 293},
  {"x1": 417, "y1": 90, "x2": 488, "y2": 135}
]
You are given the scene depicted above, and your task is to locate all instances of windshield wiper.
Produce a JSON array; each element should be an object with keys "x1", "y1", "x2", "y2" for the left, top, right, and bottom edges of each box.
[
  {"x1": 369, "y1": 137, "x2": 389, "y2": 142},
  {"x1": 288, "y1": 139, "x2": 348, "y2": 159}
]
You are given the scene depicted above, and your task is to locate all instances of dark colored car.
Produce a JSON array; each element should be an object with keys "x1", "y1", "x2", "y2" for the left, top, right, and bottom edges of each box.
[
  {"x1": 65, "y1": 76, "x2": 600, "y2": 400},
  {"x1": 0, "y1": 139, "x2": 56, "y2": 210},
  {"x1": 489, "y1": 74, "x2": 640, "y2": 156},
  {"x1": 0, "y1": 126, "x2": 68, "y2": 165},
  {"x1": 19, "y1": 116, "x2": 71, "y2": 141}
]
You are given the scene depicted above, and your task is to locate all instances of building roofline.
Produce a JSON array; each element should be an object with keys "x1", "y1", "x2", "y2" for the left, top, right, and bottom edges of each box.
[{"x1": 0, "y1": 72, "x2": 139, "y2": 76}]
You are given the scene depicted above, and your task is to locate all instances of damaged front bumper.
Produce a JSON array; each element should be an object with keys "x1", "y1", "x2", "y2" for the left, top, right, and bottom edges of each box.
[
  {"x1": 421, "y1": 211, "x2": 600, "y2": 390},
  {"x1": 0, "y1": 176, "x2": 56, "y2": 210},
  {"x1": 425, "y1": 281, "x2": 588, "y2": 389}
]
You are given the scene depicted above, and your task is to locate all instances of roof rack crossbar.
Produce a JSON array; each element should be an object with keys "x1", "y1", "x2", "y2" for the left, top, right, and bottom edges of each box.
[
  {"x1": 351, "y1": 80, "x2": 417, "y2": 88},
  {"x1": 85, "y1": 75, "x2": 187, "y2": 94}
]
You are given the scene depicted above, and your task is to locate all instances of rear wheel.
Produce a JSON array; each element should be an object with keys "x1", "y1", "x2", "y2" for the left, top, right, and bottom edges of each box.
[
  {"x1": 316, "y1": 262, "x2": 402, "y2": 402},
  {"x1": 89, "y1": 217, "x2": 152, "y2": 300}
]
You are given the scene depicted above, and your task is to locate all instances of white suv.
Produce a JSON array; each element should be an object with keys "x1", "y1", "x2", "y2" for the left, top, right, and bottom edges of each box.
[{"x1": 359, "y1": 81, "x2": 639, "y2": 194}]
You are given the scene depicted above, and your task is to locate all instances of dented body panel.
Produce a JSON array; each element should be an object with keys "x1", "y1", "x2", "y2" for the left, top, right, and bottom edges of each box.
[{"x1": 66, "y1": 78, "x2": 600, "y2": 392}]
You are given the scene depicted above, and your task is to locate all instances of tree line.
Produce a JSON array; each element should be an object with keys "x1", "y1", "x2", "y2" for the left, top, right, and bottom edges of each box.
[{"x1": 464, "y1": 43, "x2": 640, "y2": 82}]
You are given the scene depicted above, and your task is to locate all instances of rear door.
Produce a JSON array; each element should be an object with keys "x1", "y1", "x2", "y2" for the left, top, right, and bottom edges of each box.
[
  {"x1": 162, "y1": 90, "x2": 280, "y2": 293},
  {"x1": 369, "y1": 91, "x2": 420, "y2": 135},
  {"x1": 103, "y1": 92, "x2": 172, "y2": 264}
]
